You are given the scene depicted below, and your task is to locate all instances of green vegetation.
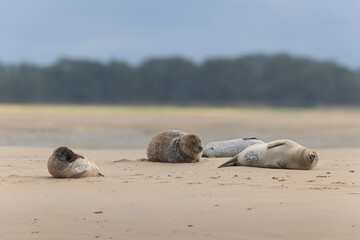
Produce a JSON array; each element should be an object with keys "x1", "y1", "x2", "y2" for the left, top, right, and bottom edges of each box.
[
  {"x1": 0, "y1": 104, "x2": 344, "y2": 116},
  {"x1": 0, "y1": 54, "x2": 359, "y2": 106}
]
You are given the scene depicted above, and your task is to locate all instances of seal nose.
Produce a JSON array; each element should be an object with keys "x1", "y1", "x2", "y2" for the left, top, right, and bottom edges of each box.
[
  {"x1": 199, "y1": 146, "x2": 203, "y2": 151},
  {"x1": 308, "y1": 152, "x2": 316, "y2": 162}
]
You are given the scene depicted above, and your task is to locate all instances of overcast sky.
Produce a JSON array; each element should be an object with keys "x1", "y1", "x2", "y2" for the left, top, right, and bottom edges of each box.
[{"x1": 0, "y1": 0, "x2": 359, "y2": 68}]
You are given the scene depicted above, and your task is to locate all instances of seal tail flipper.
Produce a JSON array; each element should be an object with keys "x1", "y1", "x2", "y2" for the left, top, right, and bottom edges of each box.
[
  {"x1": 98, "y1": 172, "x2": 105, "y2": 177},
  {"x1": 218, "y1": 156, "x2": 239, "y2": 168},
  {"x1": 71, "y1": 171, "x2": 87, "y2": 178}
]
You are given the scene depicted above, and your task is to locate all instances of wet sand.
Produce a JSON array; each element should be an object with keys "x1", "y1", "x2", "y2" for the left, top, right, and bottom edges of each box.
[
  {"x1": 0, "y1": 106, "x2": 359, "y2": 239},
  {"x1": 1, "y1": 106, "x2": 360, "y2": 148}
]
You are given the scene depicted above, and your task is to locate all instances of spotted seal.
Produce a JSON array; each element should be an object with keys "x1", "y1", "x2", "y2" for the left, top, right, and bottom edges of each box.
[
  {"x1": 202, "y1": 137, "x2": 265, "y2": 158},
  {"x1": 218, "y1": 139, "x2": 318, "y2": 170},
  {"x1": 48, "y1": 146, "x2": 104, "y2": 178},
  {"x1": 147, "y1": 130, "x2": 203, "y2": 163}
]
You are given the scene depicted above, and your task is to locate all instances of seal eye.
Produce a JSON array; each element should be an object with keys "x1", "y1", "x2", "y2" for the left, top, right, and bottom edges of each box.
[{"x1": 191, "y1": 142, "x2": 196, "y2": 145}]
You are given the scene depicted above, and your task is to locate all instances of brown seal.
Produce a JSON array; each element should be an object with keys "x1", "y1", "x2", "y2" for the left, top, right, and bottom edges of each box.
[
  {"x1": 147, "y1": 130, "x2": 203, "y2": 163},
  {"x1": 48, "y1": 146, "x2": 104, "y2": 178},
  {"x1": 218, "y1": 139, "x2": 318, "y2": 170}
]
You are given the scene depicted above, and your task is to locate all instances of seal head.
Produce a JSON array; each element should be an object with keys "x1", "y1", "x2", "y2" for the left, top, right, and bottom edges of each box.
[
  {"x1": 54, "y1": 146, "x2": 84, "y2": 163},
  {"x1": 180, "y1": 134, "x2": 203, "y2": 161},
  {"x1": 301, "y1": 148, "x2": 318, "y2": 170}
]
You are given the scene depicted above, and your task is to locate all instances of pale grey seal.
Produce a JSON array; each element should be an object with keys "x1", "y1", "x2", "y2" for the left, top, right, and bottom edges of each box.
[
  {"x1": 202, "y1": 137, "x2": 265, "y2": 158},
  {"x1": 218, "y1": 139, "x2": 318, "y2": 170}
]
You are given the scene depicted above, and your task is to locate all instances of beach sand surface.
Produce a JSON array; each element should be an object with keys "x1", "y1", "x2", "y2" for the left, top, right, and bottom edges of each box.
[
  {"x1": 1, "y1": 147, "x2": 359, "y2": 240},
  {"x1": 0, "y1": 106, "x2": 359, "y2": 239}
]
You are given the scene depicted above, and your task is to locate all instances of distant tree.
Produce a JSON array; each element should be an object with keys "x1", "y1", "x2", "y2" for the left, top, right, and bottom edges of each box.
[
  {"x1": 0, "y1": 54, "x2": 359, "y2": 106},
  {"x1": 138, "y1": 57, "x2": 196, "y2": 103}
]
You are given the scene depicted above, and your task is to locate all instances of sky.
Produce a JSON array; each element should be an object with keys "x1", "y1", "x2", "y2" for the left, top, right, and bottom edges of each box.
[{"x1": 0, "y1": 0, "x2": 359, "y2": 69}]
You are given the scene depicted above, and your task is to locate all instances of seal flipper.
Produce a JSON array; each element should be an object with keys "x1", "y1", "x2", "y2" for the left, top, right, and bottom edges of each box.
[
  {"x1": 243, "y1": 137, "x2": 259, "y2": 140},
  {"x1": 267, "y1": 141, "x2": 286, "y2": 149},
  {"x1": 70, "y1": 170, "x2": 87, "y2": 178},
  {"x1": 218, "y1": 156, "x2": 239, "y2": 168}
]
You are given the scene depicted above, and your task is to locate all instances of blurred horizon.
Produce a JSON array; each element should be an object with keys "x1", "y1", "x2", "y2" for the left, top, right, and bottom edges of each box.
[
  {"x1": 0, "y1": 0, "x2": 359, "y2": 69},
  {"x1": 1, "y1": 53, "x2": 359, "y2": 107},
  {"x1": 0, "y1": 52, "x2": 358, "y2": 71}
]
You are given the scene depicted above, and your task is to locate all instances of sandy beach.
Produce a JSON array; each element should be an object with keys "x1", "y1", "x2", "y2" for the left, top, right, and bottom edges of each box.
[{"x1": 1, "y1": 106, "x2": 359, "y2": 239}]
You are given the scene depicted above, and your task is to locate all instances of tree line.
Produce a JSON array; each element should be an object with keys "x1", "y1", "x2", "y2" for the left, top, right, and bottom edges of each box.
[{"x1": 0, "y1": 54, "x2": 359, "y2": 106}]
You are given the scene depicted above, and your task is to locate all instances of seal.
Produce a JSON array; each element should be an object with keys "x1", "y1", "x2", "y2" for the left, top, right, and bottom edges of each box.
[
  {"x1": 202, "y1": 137, "x2": 265, "y2": 158},
  {"x1": 48, "y1": 146, "x2": 104, "y2": 178},
  {"x1": 147, "y1": 130, "x2": 203, "y2": 163},
  {"x1": 218, "y1": 139, "x2": 318, "y2": 170}
]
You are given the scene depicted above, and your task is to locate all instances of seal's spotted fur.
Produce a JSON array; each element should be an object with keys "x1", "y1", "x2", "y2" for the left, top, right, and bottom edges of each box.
[{"x1": 147, "y1": 130, "x2": 203, "y2": 163}]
